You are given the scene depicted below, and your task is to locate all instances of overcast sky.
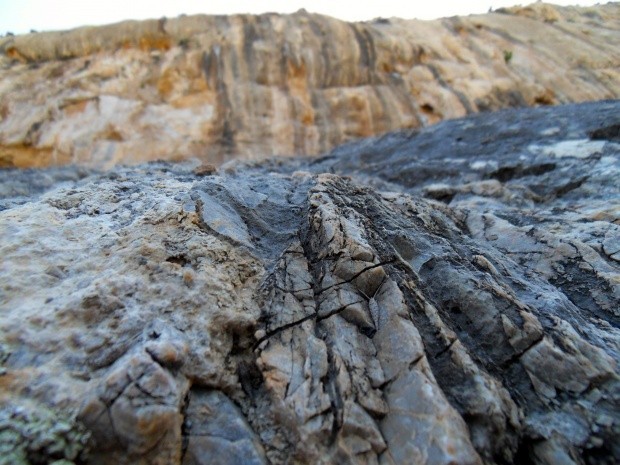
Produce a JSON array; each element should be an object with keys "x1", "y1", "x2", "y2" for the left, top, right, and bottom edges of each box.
[{"x1": 0, "y1": 0, "x2": 603, "y2": 35}]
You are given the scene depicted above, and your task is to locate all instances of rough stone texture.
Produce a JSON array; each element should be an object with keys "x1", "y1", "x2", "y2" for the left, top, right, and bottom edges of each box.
[
  {"x1": 0, "y1": 3, "x2": 619, "y2": 168},
  {"x1": 0, "y1": 399, "x2": 90, "y2": 465},
  {"x1": 0, "y1": 100, "x2": 619, "y2": 464}
]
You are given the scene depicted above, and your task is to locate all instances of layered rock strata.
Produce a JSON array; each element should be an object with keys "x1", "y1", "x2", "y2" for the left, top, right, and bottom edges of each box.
[
  {"x1": 0, "y1": 100, "x2": 618, "y2": 464},
  {"x1": 0, "y1": 3, "x2": 619, "y2": 168}
]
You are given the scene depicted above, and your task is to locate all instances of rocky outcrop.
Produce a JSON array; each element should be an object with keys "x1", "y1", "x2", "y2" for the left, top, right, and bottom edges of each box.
[
  {"x1": 1, "y1": 3, "x2": 619, "y2": 168},
  {"x1": 0, "y1": 100, "x2": 618, "y2": 464}
]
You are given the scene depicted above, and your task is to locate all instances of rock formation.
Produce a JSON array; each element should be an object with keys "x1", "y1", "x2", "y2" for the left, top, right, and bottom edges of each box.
[
  {"x1": 0, "y1": 3, "x2": 619, "y2": 168},
  {"x1": 0, "y1": 100, "x2": 618, "y2": 464}
]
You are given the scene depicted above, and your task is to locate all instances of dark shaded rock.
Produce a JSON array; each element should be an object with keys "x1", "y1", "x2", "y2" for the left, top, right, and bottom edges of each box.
[
  {"x1": 589, "y1": 123, "x2": 620, "y2": 142},
  {"x1": 182, "y1": 390, "x2": 266, "y2": 465},
  {"x1": 0, "y1": 101, "x2": 618, "y2": 465}
]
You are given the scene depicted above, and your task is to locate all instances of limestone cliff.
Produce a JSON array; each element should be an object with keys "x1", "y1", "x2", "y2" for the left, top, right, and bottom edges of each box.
[{"x1": 0, "y1": 2, "x2": 619, "y2": 168}]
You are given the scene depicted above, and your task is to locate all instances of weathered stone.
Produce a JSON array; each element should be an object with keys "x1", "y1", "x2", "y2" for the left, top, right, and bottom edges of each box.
[
  {"x1": 182, "y1": 390, "x2": 266, "y2": 465},
  {"x1": 0, "y1": 400, "x2": 90, "y2": 465},
  {"x1": 0, "y1": 100, "x2": 619, "y2": 464},
  {"x1": 0, "y1": 4, "x2": 619, "y2": 168}
]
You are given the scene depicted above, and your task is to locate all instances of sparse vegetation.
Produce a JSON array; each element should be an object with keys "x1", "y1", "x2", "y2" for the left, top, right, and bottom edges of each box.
[
  {"x1": 503, "y1": 50, "x2": 513, "y2": 64},
  {"x1": 0, "y1": 401, "x2": 90, "y2": 465}
]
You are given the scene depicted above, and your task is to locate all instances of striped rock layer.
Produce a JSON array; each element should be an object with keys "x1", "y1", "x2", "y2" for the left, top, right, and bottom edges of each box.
[{"x1": 0, "y1": 2, "x2": 619, "y2": 168}]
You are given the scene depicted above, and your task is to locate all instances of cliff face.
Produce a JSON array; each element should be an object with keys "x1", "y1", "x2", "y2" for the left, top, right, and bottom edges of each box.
[
  {"x1": 0, "y1": 2, "x2": 619, "y2": 168},
  {"x1": 1, "y1": 101, "x2": 619, "y2": 464}
]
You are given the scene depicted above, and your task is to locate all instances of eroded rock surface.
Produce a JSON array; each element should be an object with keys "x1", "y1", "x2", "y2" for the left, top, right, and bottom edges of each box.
[
  {"x1": 0, "y1": 3, "x2": 619, "y2": 168},
  {"x1": 0, "y1": 100, "x2": 619, "y2": 464}
]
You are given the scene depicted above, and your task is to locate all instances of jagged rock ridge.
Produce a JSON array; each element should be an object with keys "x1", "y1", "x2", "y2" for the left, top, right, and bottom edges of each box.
[
  {"x1": 0, "y1": 100, "x2": 618, "y2": 464},
  {"x1": 0, "y1": 2, "x2": 619, "y2": 168}
]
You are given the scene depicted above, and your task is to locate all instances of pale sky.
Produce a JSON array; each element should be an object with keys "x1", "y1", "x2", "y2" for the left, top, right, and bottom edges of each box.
[{"x1": 0, "y1": 0, "x2": 603, "y2": 35}]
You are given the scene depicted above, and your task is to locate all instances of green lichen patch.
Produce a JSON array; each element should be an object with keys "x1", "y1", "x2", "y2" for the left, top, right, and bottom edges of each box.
[{"x1": 0, "y1": 401, "x2": 90, "y2": 465}]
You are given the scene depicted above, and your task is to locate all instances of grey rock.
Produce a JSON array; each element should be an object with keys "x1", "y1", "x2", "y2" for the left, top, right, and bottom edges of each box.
[
  {"x1": 0, "y1": 100, "x2": 619, "y2": 464},
  {"x1": 0, "y1": 166, "x2": 94, "y2": 211},
  {"x1": 182, "y1": 390, "x2": 266, "y2": 465}
]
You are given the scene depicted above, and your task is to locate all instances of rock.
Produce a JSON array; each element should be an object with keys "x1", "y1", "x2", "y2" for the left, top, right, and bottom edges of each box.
[
  {"x1": 0, "y1": 4, "x2": 619, "y2": 168},
  {"x1": 182, "y1": 390, "x2": 266, "y2": 465},
  {"x1": 0, "y1": 100, "x2": 619, "y2": 464},
  {"x1": 0, "y1": 400, "x2": 90, "y2": 465}
]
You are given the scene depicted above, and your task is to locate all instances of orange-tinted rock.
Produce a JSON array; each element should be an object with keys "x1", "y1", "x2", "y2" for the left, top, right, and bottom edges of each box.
[{"x1": 0, "y1": 2, "x2": 619, "y2": 168}]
